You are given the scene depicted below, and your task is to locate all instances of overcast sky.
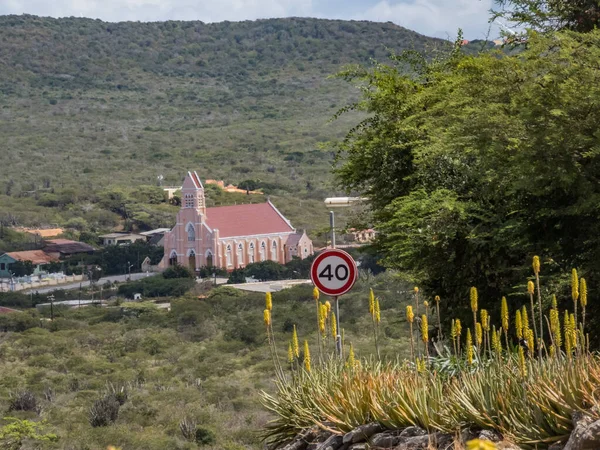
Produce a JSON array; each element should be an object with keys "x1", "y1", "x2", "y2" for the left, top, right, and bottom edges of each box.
[{"x1": 0, "y1": 0, "x2": 501, "y2": 40}]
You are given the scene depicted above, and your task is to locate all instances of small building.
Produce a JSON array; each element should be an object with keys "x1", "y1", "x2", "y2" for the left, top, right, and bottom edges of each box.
[
  {"x1": 285, "y1": 231, "x2": 314, "y2": 260},
  {"x1": 99, "y1": 233, "x2": 146, "y2": 246},
  {"x1": 44, "y1": 239, "x2": 95, "y2": 259},
  {"x1": 35, "y1": 299, "x2": 103, "y2": 310},
  {"x1": 139, "y1": 228, "x2": 170, "y2": 247},
  {"x1": 0, "y1": 250, "x2": 59, "y2": 278},
  {"x1": 347, "y1": 228, "x2": 377, "y2": 244}
]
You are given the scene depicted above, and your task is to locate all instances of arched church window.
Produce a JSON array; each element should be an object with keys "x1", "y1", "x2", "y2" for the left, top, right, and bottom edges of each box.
[
  {"x1": 249, "y1": 242, "x2": 255, "y2": 264},
  {"x1": 237, "y1": 243, "x2": 244, "y2": 266},
  {"x1": 226, "y1": 245, "x2": 232, "y2": 267},
  {"x1": 260, "y1": 241, "x2": 266, "y2": 261},
  {"x1": 187, "y1": 223, "x2": 195, "y2": 242},
  {"x1": 188, "y1": 249, "x2": 196, "y2": 272},
  {"x1": 271, "y1": 240, "x2": 278, "y2": 261},
  {"x1": 169, "y1": 250, "x2": 178, "y2": 266},
  {"x1": 205, "y1": 250, "x2": 213, "y2": 267}
]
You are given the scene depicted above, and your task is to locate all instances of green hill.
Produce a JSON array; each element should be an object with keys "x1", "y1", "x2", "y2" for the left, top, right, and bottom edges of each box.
[{"x1": 0, "y1": 15, "x2": 446, "y2": 237}]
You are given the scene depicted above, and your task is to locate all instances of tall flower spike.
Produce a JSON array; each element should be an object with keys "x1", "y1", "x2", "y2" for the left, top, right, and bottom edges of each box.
[
  {"x1": 292, "y1": 325, "x2": 299, "y2": 358},
  {"x1": 435, "y1": 295, "x2": 440, "y2": 303},
  {"x1": 501, "y1": 297, "x2": 509, "y2": 332},
  {"x1": 455, "y1": 319, "x2": 462, "y2": 336},
  {"x1": 414, "y1": 286, "x2": 419, "y2": 293},
  {"x1": 347, "y1": 343, "x2": 355, "y2": 368},
  {"x1": 551, "y1": 294, "x2": 557, "y2": 310},
  {"x1": 263, "y1": 309, "x2": 271, "y2": 327},
  {"x1": 421, "y1": 315, "x2": 428, "y2": 343},
  {"x1": 325, "y1": 300, "x2": 331, "y2": 315},
  {"x1": 550, "y1": 308, "x2": 561, "y2": 349},
  {"x1": 287, "y1": 342, "x2": 294, "y2": 363},
  {"x1": 532, "y1": 255, "x2": 540, "y2": 275},
  {"x1": 265, "y1": 292, "x2": 272, "y2": 311},
  {"x1": 580, "y1": 278, "x2": 587, "y2": 308},
  {"x1": 470, "y1": 287, "x2": 478, "y2": 313},
  {"x1": 527, "y1": 280, "x2": 534, "y2": 295},
  {"x1": 319, "y1": 304, "x2": 327, "y2": 333},
  {"x1": 375, "y1": 298, "x2": 381, "y2": 324},
  {"x1": 515, "y1": 310, "x2": 523, "y2": 339},
  {"x1": 369, "y1": 288, "x2": 375, "y2": 316},
  {"x1": 406, "y1": 305, "x2": 414, "y2": 323},
  {"x1": 331, "y1": 312, "x2": 337, "y2": 339},
  {"x1": 481, "y1": 310, "x2": 489, "y2": 331},
  {"x1": 313, "y1": 287, "x2": 320, "y2": 301},
  {"x1": 475, "y1": 322, "x2": 483, "y2": 346},
  {"x1": 518, "y1": 346, "x2": 527, "y2": 377},
  {"x1": 466, "y1": 329, "x2": 473, "y2": 364},
  {"x1": 572, "y1": 269, "x2": 579, "y2": 302},
  {"x1": 521, "y1": 306, "x2": 529, "y2": 332},
  {"x1": 303, "y1": 340, "x2": 311, "y2": 372}
]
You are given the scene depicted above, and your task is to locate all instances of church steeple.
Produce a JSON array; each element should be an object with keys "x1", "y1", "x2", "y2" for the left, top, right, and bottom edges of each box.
[{"x1": 181, "y1": 171, "x2": 206, "y2": 217}]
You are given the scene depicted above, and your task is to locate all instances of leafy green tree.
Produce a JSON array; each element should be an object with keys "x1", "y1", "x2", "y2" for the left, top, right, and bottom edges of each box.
[
  {"x1": 162, "y1": 264, "x2": 195, "y2": 279},
  {"x1": 493, "y1": 0, "x2": 600, "y2": 33},
  {"x1": 0, "y1": 418, "x2": 57, "y2": 450},
  {"x1": 335, "y1": 30, "x2": 600, "y2": 314},
  {"x1": 9, "y1": 260, "x2": 34, "y2": 277}
]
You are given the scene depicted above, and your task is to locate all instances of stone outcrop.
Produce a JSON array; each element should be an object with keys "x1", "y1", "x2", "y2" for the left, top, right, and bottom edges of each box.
[{"x1": 276, "y1": 413, "x2": 600, "y2": 450}]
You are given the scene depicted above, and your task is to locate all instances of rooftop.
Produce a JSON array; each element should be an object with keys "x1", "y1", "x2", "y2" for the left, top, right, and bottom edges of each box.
[
  {"x1": 5, "y1": 250, "x2": 59, "y2": 265},
  {"x1": 205, "y1": 201, "x2": 295, "y2": 238}
]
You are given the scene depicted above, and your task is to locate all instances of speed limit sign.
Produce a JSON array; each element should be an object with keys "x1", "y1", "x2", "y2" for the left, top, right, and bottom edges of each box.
[{"x1": 311, "y1": 249, "x2": 358, "y2": 296}]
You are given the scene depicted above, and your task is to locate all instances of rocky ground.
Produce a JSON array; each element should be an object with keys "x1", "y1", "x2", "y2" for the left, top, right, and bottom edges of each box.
[{"x1": 275, "y1": 412, "x2": 600, "y2": 450}]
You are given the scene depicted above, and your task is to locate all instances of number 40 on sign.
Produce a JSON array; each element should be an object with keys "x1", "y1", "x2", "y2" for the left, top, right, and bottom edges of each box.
[{"x1": 310, "y1": 249, "x2": 357, "y2": 297}]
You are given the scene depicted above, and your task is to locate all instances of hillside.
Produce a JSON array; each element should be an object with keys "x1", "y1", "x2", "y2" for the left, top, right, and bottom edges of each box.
[{"x1": 0, "y1": 15, "x2": 447, "y2": 236}]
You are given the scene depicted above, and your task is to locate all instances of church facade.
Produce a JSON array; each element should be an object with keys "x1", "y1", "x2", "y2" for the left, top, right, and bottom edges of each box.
[{"x1": 159, "y1": 171, "x2": 314, "y2": 271}]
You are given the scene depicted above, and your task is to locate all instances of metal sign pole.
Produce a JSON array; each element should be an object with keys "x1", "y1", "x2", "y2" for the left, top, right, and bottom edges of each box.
[
  {"x1": 329, "y1": 211, "x2": 335, "y2": 249},
  {"x1": 334, "y1": 295, "x2": 342, "y2": 359}
]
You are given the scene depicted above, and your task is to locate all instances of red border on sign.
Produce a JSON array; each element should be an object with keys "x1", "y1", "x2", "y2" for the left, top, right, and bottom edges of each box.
[{"x1": 310, "y1": 249, "x2": 357, "y2": 296}]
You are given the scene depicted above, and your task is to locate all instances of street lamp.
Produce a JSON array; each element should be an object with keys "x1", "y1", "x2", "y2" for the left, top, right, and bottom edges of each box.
[{"x1": 126, "y1": 261, "x2": 134, "y2": 281}]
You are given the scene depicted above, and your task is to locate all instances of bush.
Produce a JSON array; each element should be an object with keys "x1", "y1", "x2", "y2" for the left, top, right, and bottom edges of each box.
[
  {"x1": 0, "y1": 312, "x2": 40, "y2": 332},
  {"x1": 117, "y1": 277, "x2": 195, "y2": 298},
  {"x1": 162, "y1": 264, "x2": 194, "y2": 279},
  {"x1": 195, "y1": 426, "x2": 216, "y2": 445},
  {"x1": 8, "y1": 391, "x2": 39, "y2": 413},
  {"x1": 89, "y1": 395, "x2": 120, "y2": 427}
]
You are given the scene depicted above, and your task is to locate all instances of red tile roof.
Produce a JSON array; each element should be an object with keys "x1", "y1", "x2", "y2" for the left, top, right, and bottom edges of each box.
[
  {"x1": 6, "y1": 250, "x2": 59, "y2": 265},
  {"x1": 205, "y1": 201, "x2": 294, "y2": 238},
  {"x1": 0, "y1": 307, "x2": 19, "y2": 314}
]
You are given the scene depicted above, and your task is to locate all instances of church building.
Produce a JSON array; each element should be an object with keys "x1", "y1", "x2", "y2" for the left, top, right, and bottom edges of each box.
[{"x1": 159, "y1": 171, "x2": 314, "y2": 271}]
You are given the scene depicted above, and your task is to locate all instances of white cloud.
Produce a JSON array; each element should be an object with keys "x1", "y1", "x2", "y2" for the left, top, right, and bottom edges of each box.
[{"x1": 357, "y1": 0, "x2": 495, "y2": 40}]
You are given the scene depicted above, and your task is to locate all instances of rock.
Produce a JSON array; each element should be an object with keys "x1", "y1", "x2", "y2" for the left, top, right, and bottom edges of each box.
[
  {"x1": 348, "y1": 444, "x2": 368, "y2": 450},
  {"x1": 282, "y1": 439, "x2": 309, "y2": 450},
  {"x1": 370, "y1": 431, "x2": 402, "y2": 448},
  {"x1": 479, "y1": 430, "x2": 503, "y2": 442},
  {"x1": 564, "y1": 418, "x2": 600, "y2": 450},
  {"x1": 460, "y1": 428, "x2": 479, "y2": 444},
  {"x1": 316, "y1": 435, "x2": 343, "y2": 450},
  {"x1": 393, "y1": 434, "x2": 431, "y2": 449},
  {"x1": 342, "y1": 423, "x2": 384, "y2": 444},
  {"x1": 548, "y1": 442, "x2": 566, "y2": 450},
  {"x1": 399, "y1": 426, "x2": 427, "y2": 438}
]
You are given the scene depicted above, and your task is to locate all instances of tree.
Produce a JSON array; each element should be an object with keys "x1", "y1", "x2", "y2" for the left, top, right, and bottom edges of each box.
[
  {"x1": 493, "y1": 0, "x2": 600, "y2": 33},
  {"x1": 335, "y1": 30, "x2": 600, "y2": 313},
  {"x1": 10, "y1": 260, "x2": 34, "y2": 277}
]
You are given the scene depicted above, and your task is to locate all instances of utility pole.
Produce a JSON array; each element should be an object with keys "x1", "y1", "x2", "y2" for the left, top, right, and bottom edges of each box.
[{"x1": 48, "y1": 294, "x2": 55, "y2": 321}]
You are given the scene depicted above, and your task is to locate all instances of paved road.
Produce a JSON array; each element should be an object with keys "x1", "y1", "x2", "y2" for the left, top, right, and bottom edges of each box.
[{"x1": 23, "y1": 272, "x2": 159, "y2": 294}]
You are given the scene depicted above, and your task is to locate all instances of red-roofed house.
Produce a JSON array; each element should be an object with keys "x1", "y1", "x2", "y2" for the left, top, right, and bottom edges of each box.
[{"x1": 160, "y1": 171, "x2": 314, "y2": 271}]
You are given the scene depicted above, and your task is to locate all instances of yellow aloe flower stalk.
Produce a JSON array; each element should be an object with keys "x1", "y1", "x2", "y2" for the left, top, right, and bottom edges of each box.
[
  {"x1": 303, "y1": 340, "x2": 311, "y2": 372},
  {"x1": 501, "y1": 296, "x2": 509, "y2": 332},
  {"x1": 319, "y1": 304, "x2": 326, "y2": 334},
  {"x1": 549, "y1": 344, "x2": 556, "y2": 358},
  {"x1": 475, "y1": 322, "x2": 483, "y2": 348},
  {"x1": 331, "y1": 311, "x2": 337, "y2": 339},
  {"x1": 324, "y1": 300, "x2": 331, "y2": 315},
  {"x1": 550, "y1": 308, "x2": 561, "y2": 350},
  {"x1": 375, "y1": 298, "x2": 381, "y2": 324},
  {"x1": 313, "y1": 286, "x2": 320, "y2": 301},
  {"x1": 526, "y1": 328, "x2": 534, "y2": 355},
  {"x1": 521, "y1": 306, "x2": 529, "y2": 333},
  {"x1": 470, "y1": 287, "x2": 478, "y2": 313},
  {"x1": 287, "y1": 342, "x2": 294, "y2": 363},
  {"x1": 421, "y1": 314, "x2": 428, "y2": 343},
  {"x1": 581, "y1": 277, "x2": 587, "y2": 332},
  {"x1": 572, "y1": 269, "x2": 579, "y2": 302},
  {"x1": 515, "y1": 310, "x2": 523, "y2": 339},
  {"x1": 369, "y1": 288, "x2": 375, "y2": 316},
  {"x1": 527, "y1": 280, "x2": 534, "y2": 295},
  {"x1": 263, "y1": 309, "x2": 271, "y2": 327},
  {"x1": 466, "y1": 328, "x2": 473, "y2": 364},
  {"x1": 467, "y1": 438, "x2": 498, "y2": 450},
  {"x1": 481, "y1": 310, "x2": 489, "y2": 331},
  {"x1": 532, "y1": 255, "x2": 540, "y2": 275},
  {"x1": 265, "y1": 292, "x2": 272, "y2": 311},
  {"x1": 346, "y1": 343, "x2": 355, "y2": 369},
  {"x1": 551, "y1": 294, "x2": 557, "y2": 310},
  {"x1": 518, "y1": 346, "x2": 527, "y2": 377},
  {"x1": 455, "y1": 319, "x2": 462, "y2": 337},
  {"x1": 292, "y1": 325, "x2": 299, "y2": 358},
  {"x1": 406, "y1": 305, "x2": 414, "y2": 323}
]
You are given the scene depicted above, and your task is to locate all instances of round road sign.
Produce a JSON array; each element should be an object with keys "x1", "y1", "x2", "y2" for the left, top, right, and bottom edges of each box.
[{"x1": 311, "y1": 249, "x2": 357, "y2": 297}]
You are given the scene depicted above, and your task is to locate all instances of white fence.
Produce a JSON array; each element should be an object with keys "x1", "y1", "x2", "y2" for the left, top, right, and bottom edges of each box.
[{"x1": 0, "y1": 274, "x2": 85, "y2": 292}]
